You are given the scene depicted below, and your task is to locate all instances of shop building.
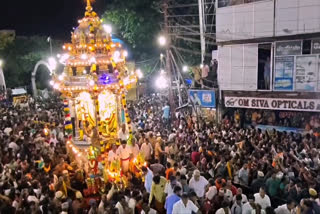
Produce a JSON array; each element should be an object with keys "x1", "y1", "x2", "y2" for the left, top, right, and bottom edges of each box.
[{"x1": 216, "y1": 0, "x2": 320, "y2": 132}]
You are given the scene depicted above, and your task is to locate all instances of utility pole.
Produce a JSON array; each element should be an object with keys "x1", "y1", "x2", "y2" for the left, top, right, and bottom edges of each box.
[
  {"x1": 198, "y1": 0, "x2": 206, "y2": 63},
  {"x1": 163, "y1": 0, "x2": 175, "y2": 117}
]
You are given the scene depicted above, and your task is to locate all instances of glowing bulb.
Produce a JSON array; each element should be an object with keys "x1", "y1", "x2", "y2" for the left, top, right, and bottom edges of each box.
[
  {"x1": 53, "y1": 83, "x2": 60, "y2": 90},
  {"x1": 113, "y1": 51, "x2": 121, "y2": 62},
  {"x1": 81, "y1": 54, "x2": 88, "y2": 60},
  {"x1": 58, "y1": 75, "x2": 64, "y2": 81},
  {"x1": 103, "y1": 24, "x2": 112, "y2": 34},
  {"x1": 200, "y1": 64, "x2": 204, "y2": 69},
  {"x1": 89, "y1": 80, "x2": 95, "y2": 86},
  {"x1": 83, "y1": 70, "x2": 87, "y2": 74},
  {"x1": 57, "y1": 54, "x2": 61, "y2": 58},
  {"x1": 158, "y1": 36, "x2": 167, "y2": 46},
  {"x1": 182, "y1": 65, "x2": 188, "y2": 72},
  {"x1": 49, "y1": 80, "x2": 54, "y2": 86},
  {"x1": 155, "y1": 75, "x2": 168, "y2": 89},
  {"x1": 136, "y1": 69, "x2": 143, "y2": 79},
  {"x1": 48, "y1": 57, "x2": 57, "y2": 70},
  {"x1": 89, "y1": 57, "x2": 96, "y2": 64}
]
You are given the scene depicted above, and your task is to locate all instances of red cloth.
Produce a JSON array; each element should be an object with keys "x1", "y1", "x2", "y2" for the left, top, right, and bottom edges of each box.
[{"x1": 191, "y1": 151, "x2": 200, "y2": 165}]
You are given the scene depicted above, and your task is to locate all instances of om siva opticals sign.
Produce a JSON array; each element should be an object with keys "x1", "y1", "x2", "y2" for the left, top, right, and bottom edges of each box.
[{"x1": 224, "y1": 96, "x2": 320, "y2": 112}]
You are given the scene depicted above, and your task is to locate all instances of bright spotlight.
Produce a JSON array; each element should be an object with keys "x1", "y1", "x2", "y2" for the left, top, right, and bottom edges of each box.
[
  {"x1": 80, "y1": 54, "x2": 88, "y2": 60},
  {"x1": 155, "y1": 75, "x2": 168, "y2": 89},
  {"x1": 113, "y1": 51, "x2": 121, "y2": 62},
  {"x1": 53, "y1": 83, "x2": 60, "y2": 89},
  {"x1": 182, "y1": 65, "x2": 188, "y2": 72},
  {"x1": 158, "y1": 36, "x2": 167, "y2": 46},
  {"x1": 103, "y1": 24, "x2": 112, "y2": 34},
  {"x1": 89, "y1": 57, "x2": 96, "y2": 64},
  {"x1": 136, "y1": 69, "x2": 143, "y2": 79},
  {"x1": 48, "y1": 57, "x2": 57, "y2": 70}
]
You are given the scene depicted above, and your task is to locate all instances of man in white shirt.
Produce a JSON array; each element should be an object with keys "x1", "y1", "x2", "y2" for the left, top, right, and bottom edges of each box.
[
  {"x1": 216, "y1": 201, "x2": 231, "y2": 214},
  {"x1": 172, "y1": 193, "x2": 200, "y2": 214},
  {"x1": 231, "y1": 194, "x2": 242, "y2": 214},
  {"x1": 141, "y1": 202, "x2": 157, "y2": 214},
  {"x1": 232, "y1": 188, "x2": 248, "y2": 204},
  {"x1": 274, "y1": 199, "x2": 296, "y2": 214},
  {"x1": 128, "y1": 138, "x2": 140, "y2": 158},
  {"x1": 242, "y1": 195, "x2": 255, "y2": 214},
  {"x1": 116, "y1": 140, "x2": 132, "y2": 173},
  {"x1": 189, "y1": 170, "x2": 209, "y2": 198},
  {"x1": 254, "y1": 187, "x2": 271, "y2": 210},
  {"x1": 8, "y1": 138, "x2": 19, "y2": 154},
  {"x1": 108, "y1": 144, "x2": 118, "y2": 164},
  {"x1": 205, "y1": 179, "x2": 217, "y2": 200},
  {"x1": 140, "y1": 138, "x2": 153, "y2": 161},
  {"x1": 142, "y1": 166, "x2": 154, "y2": 193},
  {"x1": 118, "y1": 124, "x2": 129, "y2": 141}
]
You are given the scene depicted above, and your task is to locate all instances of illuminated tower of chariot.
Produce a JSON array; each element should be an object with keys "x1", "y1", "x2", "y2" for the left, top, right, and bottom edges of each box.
[{"x1": 52, "y1": 0, "x2": 136, "y2": 148}]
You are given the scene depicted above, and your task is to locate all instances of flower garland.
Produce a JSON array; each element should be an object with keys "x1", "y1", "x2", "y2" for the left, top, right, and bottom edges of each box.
[{"x1": 64, "y1": 99, "x2": 73, "y2": 139}]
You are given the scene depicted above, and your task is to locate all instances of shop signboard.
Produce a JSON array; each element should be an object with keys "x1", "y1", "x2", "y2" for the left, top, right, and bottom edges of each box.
[
  {"x1": 295, "y1": 55, "x2": 317, "y2": 92},
  {"x1": 255, "y1": 124, "x2": 305, "y2": 134},
  {"x1": 218, "y1": 0, "x2": 266, "y2": 8},
  {"x1": 188, "y1": 90, "x2": 216, "y2": 108},
  {"x1": 224, "y1": 96, "x2": 320, "y2": 112},
  {"x1": 276, "y1": 41, "x2": 302, "y2": 56},
  {"x1": 312, "y1": 39, "x2": 320, "y2": 54},
  {"x1": 274, "y1": 56, "x2": 294, "y2": 91}
]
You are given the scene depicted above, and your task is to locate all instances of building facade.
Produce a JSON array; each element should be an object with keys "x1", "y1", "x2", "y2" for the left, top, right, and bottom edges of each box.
[{"x1": 216, "y1": 0, "x2": 320, "y2": 132}]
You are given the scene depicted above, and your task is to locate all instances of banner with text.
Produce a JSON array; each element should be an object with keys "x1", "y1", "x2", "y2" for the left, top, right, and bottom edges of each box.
[{"x1": 224, "y1": 96, "x2": 320, "y2": 112}]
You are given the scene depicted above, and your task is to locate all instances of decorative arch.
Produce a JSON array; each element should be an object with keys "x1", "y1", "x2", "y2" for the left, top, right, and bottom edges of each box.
[{"x1": 31, "y1": 60, "x2": 53, "y2": 98}]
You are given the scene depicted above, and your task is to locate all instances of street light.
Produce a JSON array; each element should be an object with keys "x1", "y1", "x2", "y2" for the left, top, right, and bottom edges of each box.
[
  {"x1": 136, "y1": 69, "x2": 143, "y2": 79},
  {"x1": 48, "y1": 57, "x2": 57, "y2": 71},
  {"x1": 103, "y1": 24, "x2": 112, "y2": 34},
  {"x1": 155, "y1": 75, "x2": 168, "y2": 89},
  {"x1": 182, "y1": 65, "x2": 188, "y2": 72},
  {"x1": 158, "y1": 36, "x2": 167, "y2": 46}
]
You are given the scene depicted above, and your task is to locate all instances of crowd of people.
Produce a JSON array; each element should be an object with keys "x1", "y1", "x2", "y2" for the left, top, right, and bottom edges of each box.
[{"x1": 0, "y1": 94, "x2": 320, "y2": 214}]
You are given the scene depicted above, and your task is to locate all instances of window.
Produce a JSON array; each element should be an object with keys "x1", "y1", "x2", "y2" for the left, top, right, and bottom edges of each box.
[
  {"x1": 257, "y1": 44, "x2": 272, "y2": 90},
  {"x1": 302, "y1": 40, "x2": 311, "y2": 55}
]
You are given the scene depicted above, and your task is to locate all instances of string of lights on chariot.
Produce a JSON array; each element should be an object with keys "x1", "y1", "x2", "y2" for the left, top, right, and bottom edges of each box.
[{"x1": 50, "y1": 0, "x2": 142, "y2": 194}]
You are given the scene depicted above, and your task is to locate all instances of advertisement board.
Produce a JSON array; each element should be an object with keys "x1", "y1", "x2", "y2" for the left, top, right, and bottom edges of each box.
[
  {"x1": 274, "y1": 56, "x2": 294, "y2": 91},
  {"x1": 295, "y1": 56, "x2": 317, "y2": 92},
  {"x1": 276, "y1": 41, "x2": 302, "y2": 56},
  {"x1": 224, "y1": 96, "x2": 320, "y2": 112},
  {"x1": 189, "y1": 90, "x2": 216, "y2": 108}
]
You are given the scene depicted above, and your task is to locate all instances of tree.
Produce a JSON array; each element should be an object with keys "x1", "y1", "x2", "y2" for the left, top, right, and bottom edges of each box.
[
  {"x1": 102, "y1": 0, "x2": 162, "y2": 64},
  {"x1": 0, "y1": 36, "x2": 62, "y2": 89}
]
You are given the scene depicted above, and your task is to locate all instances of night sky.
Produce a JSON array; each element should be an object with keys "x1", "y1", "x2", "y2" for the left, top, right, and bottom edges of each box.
[{"x1": 0, "y1": 0, "x2": 108, "y2": 40}]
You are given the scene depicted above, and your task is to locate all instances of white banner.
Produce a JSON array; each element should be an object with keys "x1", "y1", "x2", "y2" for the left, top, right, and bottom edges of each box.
[{"x1": 225, "y1": 96, "x2": 320, "y2": 112}]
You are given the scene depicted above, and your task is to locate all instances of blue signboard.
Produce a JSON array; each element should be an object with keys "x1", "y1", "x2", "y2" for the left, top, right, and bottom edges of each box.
[
  {"x1": 274, "y1": 56, "x2": 294, "y2": 91},
  {"x1": 255, "y1": 125, "x2": 305, "y2": 134},
  {"x1": 188, "y1": 90, "x2": 216, "y2": 108}
]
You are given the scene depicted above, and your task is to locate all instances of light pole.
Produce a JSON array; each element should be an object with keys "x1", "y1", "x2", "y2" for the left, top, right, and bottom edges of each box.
[
  {"x1": 31, "y1": 58, "x2": 57, "y2": 98},
  {"x1": 0, "y1": 59, "x2": 6, "y2": 94}
]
